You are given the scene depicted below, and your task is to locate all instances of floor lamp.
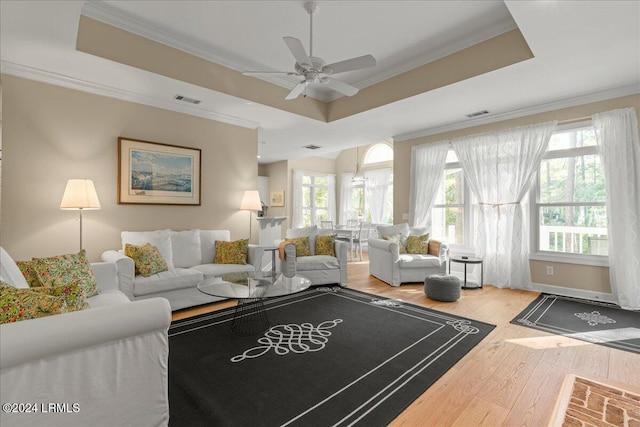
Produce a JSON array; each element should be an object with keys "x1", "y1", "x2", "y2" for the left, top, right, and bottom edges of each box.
[
  {"x1": 240, "y1": 190, "x2": 262, "y2": 243},
  {"x1": 60, "y1": 179, "x2": 101, "y2": 252}
]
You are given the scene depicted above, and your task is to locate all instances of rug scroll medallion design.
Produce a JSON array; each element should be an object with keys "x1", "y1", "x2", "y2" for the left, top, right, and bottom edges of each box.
[
  {"x1": 574, "y1": 311, "x2": 616, "y2": 326},
  {"x1": 231, "y1": 319, "x2": 343, "y2": 363},
  {"x1": 446, "y1": 319, "x2": 480, "y2": 334}
]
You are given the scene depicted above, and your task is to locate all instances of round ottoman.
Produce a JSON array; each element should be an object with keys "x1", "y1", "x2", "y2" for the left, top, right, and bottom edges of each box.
[{"x1": 424, "y1": 274, "x2": 461, "y2": 302}]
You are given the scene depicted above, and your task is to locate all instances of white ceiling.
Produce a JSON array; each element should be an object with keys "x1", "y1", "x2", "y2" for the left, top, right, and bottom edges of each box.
[{"x1": 1, "y1": 1, "x2": 639, "y2": 164}]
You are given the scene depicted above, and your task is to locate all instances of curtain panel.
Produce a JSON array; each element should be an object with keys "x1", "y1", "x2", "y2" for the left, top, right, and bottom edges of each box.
[
  {"x1": 340, "y1": 173, "x2": 354, "y2": 225},
  {"x1": 365, "y1": 168, "x2": 392, "y2": 224},
  {"x1": 451, "y1": 121, "x2": 557, "y2": 288},
  {"x1": 409, "y1": 142, "x2": 449, "y2": 229},
  {"x1": 291, "y1": 169, "x2": 304, "y2": 229},
  {"x1": 593, "y1": 107, "x2": 640, "y2": 310}
]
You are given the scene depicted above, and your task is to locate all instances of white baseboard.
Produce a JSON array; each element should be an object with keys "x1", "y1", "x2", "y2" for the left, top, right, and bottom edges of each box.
[{"x1": 529, "y1": 282, "x2": 616, "y2": 304}]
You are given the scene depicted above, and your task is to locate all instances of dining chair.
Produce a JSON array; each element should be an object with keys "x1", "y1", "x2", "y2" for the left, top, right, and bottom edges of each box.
[
  {"x1": 352, "y1": 221, "x2": 371, "y2": 261},
  {"x1": 320, "y1": 220, "x2": 334, "y2": 229},
  {"x1": 346, "y1": 219, "x2": 359, "y2": 228}
]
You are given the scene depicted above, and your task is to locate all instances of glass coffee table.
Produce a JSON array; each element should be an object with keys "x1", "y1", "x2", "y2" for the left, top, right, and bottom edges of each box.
[{"x1": 197, "y1": 271, "x2": 311, "y2": 336}]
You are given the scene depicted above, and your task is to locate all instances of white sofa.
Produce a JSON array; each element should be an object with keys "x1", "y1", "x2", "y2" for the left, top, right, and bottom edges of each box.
[
  {"x1": 277, "y1": 226, "x2": 349, "y2": 286},
  {"x1": 0, "y1": 248, "x2": 171, "y2": 427},
  {"x1": 368, "y1": 223, "x2": 449, "y2": 286},
  {"x1": 102, "y1": 229, "x2": 267, "y2": 311}
]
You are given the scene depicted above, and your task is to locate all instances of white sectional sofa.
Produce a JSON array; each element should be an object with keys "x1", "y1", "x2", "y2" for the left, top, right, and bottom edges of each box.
[
  {"x1": 102, "y1": 229, "x2": 267, "y2": 311},
  {"x1": 0, "y1": 248, "x2": 171, "y2": 427}
]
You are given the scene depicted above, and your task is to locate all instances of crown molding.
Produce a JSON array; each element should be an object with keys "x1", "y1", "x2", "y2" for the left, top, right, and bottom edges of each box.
[
  {"x1": 1, "y1": 61, "x2": 260, "y2": 130},
  {"x1": 394, "y1": 84, "x2": 640, "y2": 142}
]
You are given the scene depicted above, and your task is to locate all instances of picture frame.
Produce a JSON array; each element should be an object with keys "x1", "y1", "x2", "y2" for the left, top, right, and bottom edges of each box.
[
  {"x1": 118, "y1": 137, "x2": 201, "y2": 205},
  {"x1": 270, "y1": 190, "x2": 285, "y2": 207}
]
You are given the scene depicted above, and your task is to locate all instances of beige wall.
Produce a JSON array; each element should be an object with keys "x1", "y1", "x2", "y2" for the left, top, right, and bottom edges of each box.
[
  {"x1": 1, "y1": 75, "x2": 258, "y2": 261},
  {"x1": 394, "y1": 93, "x2": 640, "y2": 293}
]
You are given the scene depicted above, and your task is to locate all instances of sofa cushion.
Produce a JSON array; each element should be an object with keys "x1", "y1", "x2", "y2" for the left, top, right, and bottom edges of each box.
[
  {"x1": 171, "y1": 229, "x2": 202, "y2": 268},
  {"x1": 286, "y1": 236, "x2": 311, "y2": 257},
  {"x1": 378, "y1": 223, "x2": 410, "y2": 239},
  {"x1": 0, "y1": 247, "x2": 29, "y2": 289},
  {"x1": 0, "y1": 282, "x2": 69, "y2": 323},
  {"x1": 29, "y1": 250, "x2": 100, "y2": 298},
  {"x1": 286, "y1": 225, "x2": 318, "y2": 255},
  {"x1": 295, "y1": 255, "x2": 340, "y2": 271},
  {"x1": 191, "y1": 263, "x2": 255, "y2": 278},
  {"x1": 397, "y1": 254, "x2": 442, "y2": 268},
  {"x1": 315, "y1": 234, "x2": 336, "y2": 257},
  {"x1": 406, "y1": 233, "x2": 430, "y2": 254},
  {"x1": 133, "y1": 269, "x2": 203, "y2": 297},
  {"x1": 87, "y1": 289, "x2": 130, "y2": 308},
  {"x1": 122, "y1": 229, "x2": 175, "y2": 272},
  {"x1": 125, "y1": 243, "x2": 169, "y2": 277},
  {"x1": 214, "y1": 239, "x2": 248, "y2": 265},
  {"x1": 200, "y1": 230, "x2": 231, "y2": 263},
  {"x1": 30, "y1": 283, "x2": 89, "y2": 312}
]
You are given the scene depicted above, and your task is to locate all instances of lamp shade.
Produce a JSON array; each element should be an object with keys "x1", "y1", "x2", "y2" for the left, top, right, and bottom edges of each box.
[
  {"x1": 60, "y1": 179, "x2": 101, "y2": 210},
  {"x1": 240, "y1": 190, "x2": 262, "y2": 211}
]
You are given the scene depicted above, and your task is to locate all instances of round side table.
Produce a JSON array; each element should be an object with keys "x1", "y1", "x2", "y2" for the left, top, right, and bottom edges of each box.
[{"x1": 449, "y1": 256, "x2": 483, "y2": 289}]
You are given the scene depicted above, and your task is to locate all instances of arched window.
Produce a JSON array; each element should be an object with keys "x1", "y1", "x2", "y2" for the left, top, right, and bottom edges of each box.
[{"x1": 364, "y1": 143, "x2": 393, "y2": 164}]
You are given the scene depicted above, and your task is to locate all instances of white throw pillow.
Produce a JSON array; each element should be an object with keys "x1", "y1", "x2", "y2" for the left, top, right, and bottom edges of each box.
[
  {"x1": 200, "y1": 230, "x2": 231, "y2": 264},
  {"x1": 286, "y1": 225, "x2": 318, "y2": 256},
  {"x1": 0, "y1": 247, "x2": 29, "y2": 288},
  {"x1": 377, "y1": 223, "x2": 410, "y2": 239},
  {"x1": 171, "y1": 229, "x2": 202, "y2": 268},
  {"x1": 121, "y1": 229, "x2": 175, "y2": 272}
]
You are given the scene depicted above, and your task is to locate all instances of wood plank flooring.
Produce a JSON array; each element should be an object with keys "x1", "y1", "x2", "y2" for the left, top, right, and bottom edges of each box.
[{"x1": 172, "y1": 257, "x2": 640, "y2": 426}]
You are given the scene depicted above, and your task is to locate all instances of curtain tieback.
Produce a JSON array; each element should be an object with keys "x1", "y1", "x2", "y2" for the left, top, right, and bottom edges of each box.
[{"x1": 478, "y1": 202, "x2": 520, "y2": 220}]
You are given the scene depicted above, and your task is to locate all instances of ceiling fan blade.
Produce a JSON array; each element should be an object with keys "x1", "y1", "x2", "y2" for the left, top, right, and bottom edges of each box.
[
  {"x1": 243, "y1": 71, "x2": 297, "y2": 76},
  {"x1": 322, "y1": 55, "x2": 376, "y2": 75},
  {"x1": 283, "y1": 36, "x2": 311, "y2": 67},
  {"x1": 323, "y1": 77, "x2": 359, "y2": 97},
  {"x1": 285, "y1": 81, "x2": 307, "y2": 100}
]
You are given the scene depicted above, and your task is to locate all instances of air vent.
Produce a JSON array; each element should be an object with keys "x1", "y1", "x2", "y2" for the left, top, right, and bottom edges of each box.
[
  {"x1": 466, "y1": 110, "x2": 489, "y2": 118},
  {"x1": 303, "y1": 144, "x2": 321, "y2": 150},
  {"x1": 174, "y1": 95, "x2": 201, "y2": 105}
]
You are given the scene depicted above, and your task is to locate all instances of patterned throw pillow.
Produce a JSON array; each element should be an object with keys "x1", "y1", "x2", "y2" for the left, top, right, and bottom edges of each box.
[
  {"x1": 214, "y1": 239, "x2": 248, "y2": 265},
  {"x1": 383, "y1": 233, "x2": 407, "y2": 254},
  {"x1": 16, "y1": 260, "x2": 43, "y2": 287},
  {"x1": 315, "y1": 234, "x2": 336, "y2": 257},
  {"x1": 125, "y1": 243, "x2": 169, "y2": 277},
  {"x1": 285, "y1": 236, "x2": 311, "y2": 257},
  {"x1": 29, "y1": 250, "x2": 100, "y2": 298},
  {"x1": 30, "y1": 283, "x2": 89, "y2": 312},
  {"x1": 0, "y1": 282, "x2": 68, "y2": 324},
  {"x1": 406, "y1": 233, "x2": 430, "y2": 254}
]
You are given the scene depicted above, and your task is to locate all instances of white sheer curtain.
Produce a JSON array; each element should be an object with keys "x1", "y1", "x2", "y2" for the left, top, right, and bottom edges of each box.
[
  {"x1": 593, "y1": 108, "x2": 640, "y2": 310},
  {"x1": 327, "y1": 174, "x2": 337, "y2": 224},
  {"x1": 340, "y1": 173, "x2": 354, "y2": 225},
  {"x1": 409, "y1": 142, "x2": 449, "y2": 228},
  {"x1": 291, "y1": 169, "x2": 304, "y2": 229},
  {"x1": 452, "y1": 122, "x2": 557, "y2": 288},
  {"x1": 365, "y1": 168, "x2": 392, "y2": 224}
]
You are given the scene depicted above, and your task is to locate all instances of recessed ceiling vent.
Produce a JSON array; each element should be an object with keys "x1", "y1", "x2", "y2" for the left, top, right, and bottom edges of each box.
[
  {"x1": 466, "y1": 110, "x2": 489, "y2": 118},
  {"x1": 303, "y1": 144, "x2": 321, "y2": 150},
  {"x1": 174, "y1": 95, "x2": 201, "y2": 105}
]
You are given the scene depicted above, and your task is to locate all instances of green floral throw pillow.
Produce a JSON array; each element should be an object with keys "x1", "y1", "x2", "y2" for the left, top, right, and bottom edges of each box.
[
  {"x1": 125, "y1": 243, "x2": 169, "y2": 277},
  {"x1": 30, "y1": 283, "x2": 89, "y2": 312},
  {"x1": 285, "y1": 236, "x2": 311, "y2": 257},
  {"x1": 406, "y1": 233, "x2": 430, "y2": 254},
  {"x1": 16, "y1": 260, "x2": 43, "y2": 287},
  {"x1": 315, "y1": 234, "x2": 336, "y2": 257},
  {"x1": 30, "y1": 250, "x2": 100, "y2": 298},
  {"x1": 214, "y1": 239, "x2": 248, "y2": 265},
  {"x1": 0, "y1": 282, "x2": 69, "y2": 324},
  {"x1": 383, "y1": 233, "x2": 407, "y2": 254}
]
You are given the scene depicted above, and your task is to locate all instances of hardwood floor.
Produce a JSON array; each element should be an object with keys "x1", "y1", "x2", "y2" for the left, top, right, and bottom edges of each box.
[{"x1": 172, "y1": 257, "x2": 640, "y2": 426}]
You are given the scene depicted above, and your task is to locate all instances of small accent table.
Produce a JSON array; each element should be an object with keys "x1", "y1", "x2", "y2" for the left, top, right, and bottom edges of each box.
[{"x1": 449, "y1": 256, "x2": 484, "y2": 289}]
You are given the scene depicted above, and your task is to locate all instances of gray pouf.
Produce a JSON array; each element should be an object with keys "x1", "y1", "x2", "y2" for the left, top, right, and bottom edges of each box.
[{"x1": 424, "y1": 274, "x2": 461, "y2": 302}]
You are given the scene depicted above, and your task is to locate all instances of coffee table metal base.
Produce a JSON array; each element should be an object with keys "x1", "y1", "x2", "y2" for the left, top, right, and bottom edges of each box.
[{"x1": 231, "y1": 298, "x2": 270, "y2": 336}]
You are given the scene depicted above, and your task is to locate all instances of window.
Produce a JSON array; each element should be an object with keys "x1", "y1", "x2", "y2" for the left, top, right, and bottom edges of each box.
[
  {"x1": 301, "y1": 174, "x2": 329, "y2": 227},
  {"x1": 364, "y1": 143, "x2": 393, "y2": 165},
  {"x1": 535, "y1": 125, "x2": 608, "y2": 256},
  {"x1": 431, "y1": 150, "x2": 469, "y2": 245}
]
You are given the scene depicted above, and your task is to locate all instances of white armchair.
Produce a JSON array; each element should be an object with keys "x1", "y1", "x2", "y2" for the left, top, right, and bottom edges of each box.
[{"x1": 368, "y1": 223, "x2": 449, "y2": 286}]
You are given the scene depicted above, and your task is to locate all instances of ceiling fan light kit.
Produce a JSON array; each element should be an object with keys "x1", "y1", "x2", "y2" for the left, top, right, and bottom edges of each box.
[{"x1": 243, "y1": 1, "x2": 376, "y2": 100}]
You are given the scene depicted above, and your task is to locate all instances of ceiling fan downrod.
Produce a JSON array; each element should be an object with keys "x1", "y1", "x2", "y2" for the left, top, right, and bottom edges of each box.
[{"x1": 305, "y1": 2, "x2": 318, "y2": 58}]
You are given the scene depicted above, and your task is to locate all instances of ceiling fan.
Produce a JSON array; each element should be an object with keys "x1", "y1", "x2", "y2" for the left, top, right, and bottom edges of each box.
[{"x1": 243, "y1": 2, "x2": 376, "y2": 100}]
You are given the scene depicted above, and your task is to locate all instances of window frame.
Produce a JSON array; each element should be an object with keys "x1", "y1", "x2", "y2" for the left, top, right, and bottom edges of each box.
[{"x1": 301, "y1": 172, "x2": 330, "y2": 227}]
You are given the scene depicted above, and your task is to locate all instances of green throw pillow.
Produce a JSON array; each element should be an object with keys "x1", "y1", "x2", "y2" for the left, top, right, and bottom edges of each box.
[
  {"x1": 285, "y1": 236, "x2": 311, "y2": 257},
  {"x1": 383, "y1": 233, "x2": 407, "y2": 254},
  {"x1": 30, "y1": 283, "x2": 89, "y2": 312},
  {"x1": 29, "y1": 250, "x2": 100, "y2": 298},
  {"x1": 0, "y1": 282, "x2": 69, "y2": 324},
  {"x1": 125, "y1": 243, "x2": 169, "y2": 276},
  {"x1": 406, "y1": 233, "x2": 430, "y2": 254},
  {"x1": 16, "y1": 260, "x2": 43, "y2": 287},
  {"x1": 315, "y1": 234, "x2": 336, "y2": 257},
  {"x1": 214, "y1": 239, "x2": 248, "y2": 265}
]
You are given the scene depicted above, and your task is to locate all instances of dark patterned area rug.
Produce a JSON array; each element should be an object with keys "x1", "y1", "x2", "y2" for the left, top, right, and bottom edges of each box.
[
  {"x1": 169, "y1": 287, "x2": 495, "y2": 426},
  {"x1": 511, "y1": 293, "x2": 640, "y2": 355}
]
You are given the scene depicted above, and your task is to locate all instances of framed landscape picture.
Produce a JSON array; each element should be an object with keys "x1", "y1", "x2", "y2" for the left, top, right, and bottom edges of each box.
[
  {"x1": 270, "y1": 190, "x2": 285, "y2": 207},
  {"x1": 118, "y1": 137, "x2": 201, "y2": 205}
]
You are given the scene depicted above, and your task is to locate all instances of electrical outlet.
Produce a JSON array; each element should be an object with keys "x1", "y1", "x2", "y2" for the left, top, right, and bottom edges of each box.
[
  {"x1": 546, "y1": 266, "x2": 554, "y2": 276},
  {"x1": 402, "y1": 213, "x2": 409, "y2": 220}
]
